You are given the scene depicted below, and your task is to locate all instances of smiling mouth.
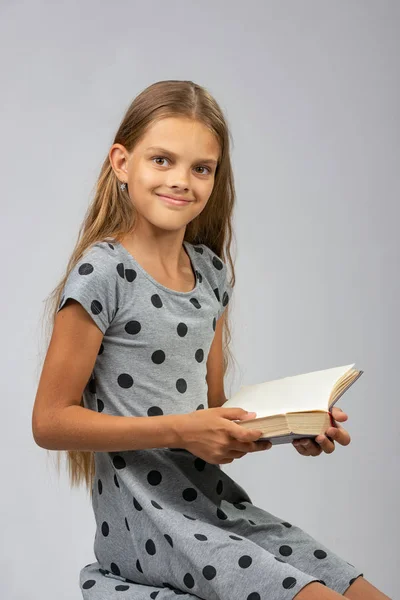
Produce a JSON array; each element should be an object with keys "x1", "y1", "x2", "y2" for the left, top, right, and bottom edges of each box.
[
  {"x1": 157, "y1": 194, "x2": 194, "y2": 206},
  {"x1": 157, "y1": 194, "x2": 193, "y2": 202}
]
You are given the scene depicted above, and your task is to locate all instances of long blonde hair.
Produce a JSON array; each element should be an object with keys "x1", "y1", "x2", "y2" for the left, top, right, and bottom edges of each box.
[{"x1": 36, "y1": 80, "x2": 238, "y2": 498}]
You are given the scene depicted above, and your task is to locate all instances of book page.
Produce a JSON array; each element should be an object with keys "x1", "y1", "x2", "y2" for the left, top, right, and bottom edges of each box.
[{"x1": 224, "y1": 364, "x2": 355, "y2": 418}]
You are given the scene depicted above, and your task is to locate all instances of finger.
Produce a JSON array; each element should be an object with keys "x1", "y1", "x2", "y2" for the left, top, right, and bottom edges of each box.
[
  {"x1": 256, "y1": 441, "x2": 272, "y2": 451},
  {"x1": 331, "y1": 407, "x2": 348, "y2": 422},
  {"x1": 315, "y1": 435, "x2": 335, "y2": 454},
  {"x1": 326, "y1": 426, "x2": 351, "y2": 447},
  {"x1": 293, "y1": 443, "x2": 311, "y2": 456},
  {"x1": 293, "y1": 439, "x2": 322, "y2": 456}
]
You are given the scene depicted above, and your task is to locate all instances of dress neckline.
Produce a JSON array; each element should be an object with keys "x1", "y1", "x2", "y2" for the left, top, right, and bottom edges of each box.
[{"x1": 112, "y1": 239, "x2": 199, "y2": 296}]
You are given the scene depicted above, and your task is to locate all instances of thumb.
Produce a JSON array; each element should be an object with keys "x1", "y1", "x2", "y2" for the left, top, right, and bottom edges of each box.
[{"x1": 220, "y1": 407, "x2": 257, "y2": 421}]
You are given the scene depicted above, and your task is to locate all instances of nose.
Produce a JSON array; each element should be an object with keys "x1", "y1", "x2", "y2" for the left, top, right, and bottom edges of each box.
[{"x1": 166, "y1": 167, "x2": 190, "y2": 190}]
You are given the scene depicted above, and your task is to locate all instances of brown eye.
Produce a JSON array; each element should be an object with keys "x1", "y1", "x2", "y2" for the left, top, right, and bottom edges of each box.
[
  {"x1": 152, "y1": 157, "x2": 169, "y2": 166},
  {"x1": 195, "y1": 166, "x2": 211, "y2": 175}
]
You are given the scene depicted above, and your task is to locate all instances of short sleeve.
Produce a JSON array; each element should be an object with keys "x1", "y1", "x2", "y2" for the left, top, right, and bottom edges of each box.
[
  {"x1": 56, "y1": 242, "x2": 120, "y2": 334},
  {"x1": 201, "y1": 244, "x2": 233, "y2": 320},
  {"x1": 216, "y1": 265, "x2": 233, "y2": 320}
]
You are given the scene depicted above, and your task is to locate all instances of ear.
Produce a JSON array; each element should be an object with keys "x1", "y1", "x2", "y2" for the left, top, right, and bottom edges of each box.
[{"x1": 109, "y1": 143, "x2": 130, "y2": 181}]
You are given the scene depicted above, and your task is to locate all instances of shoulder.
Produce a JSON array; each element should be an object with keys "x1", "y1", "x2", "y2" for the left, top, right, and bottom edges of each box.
[
  {"x1": 61, "y1": 239, "x2": 124, "y2": 299},
  {"x1": 186, "y1": 242, "x2": 233, "y2": 317},
  {"x1": 187, "y1": 242, "x2": 229, "y2": 275},
  {"x1": 74, "y1": 239, "x2": 124, "y2": 280},
  {"x1": 81, "y1": 239, "x2": 120, "y2": 265},
  {"x1": 57, "y1": 239, "x2": 124, "y2": 333}
]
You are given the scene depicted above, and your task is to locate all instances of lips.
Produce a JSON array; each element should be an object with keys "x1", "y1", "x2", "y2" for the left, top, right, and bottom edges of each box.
[{"x1": 156, "y1": 194, "x2": 192, "y2": 202}]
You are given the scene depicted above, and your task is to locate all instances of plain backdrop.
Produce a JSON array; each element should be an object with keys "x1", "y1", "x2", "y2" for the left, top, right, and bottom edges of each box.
[{"x1": 1, "y1": 1, "x2": 398, "y2": 598}]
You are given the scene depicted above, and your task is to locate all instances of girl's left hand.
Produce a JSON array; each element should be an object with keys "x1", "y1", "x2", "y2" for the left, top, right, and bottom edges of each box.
[{"x1": 292, "y1": 407, "x2": 351, "y2": 456}]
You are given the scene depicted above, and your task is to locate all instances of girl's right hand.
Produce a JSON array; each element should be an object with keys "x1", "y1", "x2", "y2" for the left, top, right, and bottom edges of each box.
[{"x1": 177, "y1": 407, "x2": 272, "y2": 464}]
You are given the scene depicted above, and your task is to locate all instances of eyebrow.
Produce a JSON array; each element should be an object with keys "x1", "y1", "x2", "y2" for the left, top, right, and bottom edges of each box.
[{"x1": 146, "y1": 146, "x2": 219, "y2": 166}]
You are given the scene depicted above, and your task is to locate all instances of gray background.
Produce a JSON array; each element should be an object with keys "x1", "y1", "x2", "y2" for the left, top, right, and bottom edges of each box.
[{"x1": 1, "y1": 1, "x2": 398, "y2": 598}]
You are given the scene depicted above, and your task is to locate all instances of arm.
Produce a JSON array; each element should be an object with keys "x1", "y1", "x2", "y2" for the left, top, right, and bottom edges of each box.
[
  {"x1": 32, "y1": 299, "x2": 182, "y2": 452},
  {"x1": 206, "y1": 311, "x2": 228, "y2": 409}
]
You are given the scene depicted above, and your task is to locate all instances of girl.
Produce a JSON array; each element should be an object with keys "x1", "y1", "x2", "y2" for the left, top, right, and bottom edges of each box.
[{"x1": 32, "y1": 80, "x2": 388, "y2": 600}]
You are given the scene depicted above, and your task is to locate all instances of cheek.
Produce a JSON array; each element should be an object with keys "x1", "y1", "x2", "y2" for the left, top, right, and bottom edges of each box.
[{"x1": 129, "y1": 163, "x2": 160, "y2": 189}]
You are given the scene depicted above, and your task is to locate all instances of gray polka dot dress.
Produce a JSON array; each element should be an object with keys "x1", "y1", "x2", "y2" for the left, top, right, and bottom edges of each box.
[{"x1": 57, "y1": 239, "x2": 364, "y2": 599}]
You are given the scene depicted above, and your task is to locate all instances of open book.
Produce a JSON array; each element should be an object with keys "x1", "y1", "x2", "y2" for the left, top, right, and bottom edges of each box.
[{"x1": 223, "y1": 364, "x2": 364, "y2": 445}]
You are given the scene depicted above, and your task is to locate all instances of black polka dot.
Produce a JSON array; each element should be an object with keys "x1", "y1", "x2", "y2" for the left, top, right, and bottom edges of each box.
[
  {"x1": 314, "y1": 549, "x2": 328, "y2": 559},
  {"x1": 145, "y1": 539, "x2": 156, "y2": 555},
  {"x1": 114, "y1": 474, "x2": 120, "y2": 487},
  {"x1": 90, "y1": 300, "x2": 103, "y2": 316},
  {"x1": 125, "y1": 268, "x2": 137, "y2": 282},
  {"x1": 194, "y1": 246, "x2": 204, "y2": 254},
  {"x1": 216, "y1": 480, "x2": 223, "y2": 495},
  {"x1": 151, "y1": 500, "x2": 163, "y2": 510},
  {"x1": 116, "y1": 263, "x2": 125, "y2": 278},
  {"x1": 213, "y1": 287, "x2": 220, "y2": 301},
  {"x1": 282, "y1": 577, "x2": 297, "y2": 589},
  {"x1": 247, "y1": 594, "x2": 260, "y2": 600},
  {"x1": 183, "y1": 573, "x2": 195, "y2": 589},
  {"x1": 182, "y1": 488, "x2": 197, "y2": 501},
  {"x1": 152, "y1": 350, "x2": 166, "y2": 364},
  {"x1": 212, "y1": 256, "x2": 223, "y2": 270},
  {"x1": 176, "y1": 378, "x2": 187, "y2": 393},
  {"x1": 125, "y1": 321, "x2": 141, "y2": 335},
  {"x1": 190, "y1": 298, "x2": 201, "y2": 309},
  {"x1": 279, "y1": 545, "x2": 293, "y2": 557},
  {"x1": 222, "y1": 291, "x2": 229, "y2": 306},
  {"x1": 79, "y1": 263, "x2": 94, "y2": 276},
  {"x1": 125, "y1": 517, "x2": 130, "y2": 531},
  {"x1": 98, "y1": 343, "x2": 104, "y2": 355},
  {"x1": 275, "y1": 556, "x2": 286, "y2": 563},
  {"x1": 136, "y1": 559, "x2": 143, "y2": 573},
  {"x1": 195, "y1": 349, "x2": 204, "y2": 362},
  {"x1": 196, "y1": 270, "x2": 203, "y2": 283},
  {"x1": 203, "y1": 565, "x2": 216, "y2": 580},
  {"x1": 281, "y1": 521, "x2": 292, "y2": 527},
  {"x1": 118, "y1": 373, "x2": 134, "y2": 388},
  {"x1": 148, "y1": 470, "x2": 162, "y2": 485},
  {"x1": 238, "y1": 555, "x2": 252, "y2": 568},
  {"x1": 101, "y1": 521, "x2": 109, "y2": 536},
  {"x1": 151, "y1": 294, "x2": 163, "y2": 308},
  {"x1": 164, "y1": 534, "x2": 173, "y2": 547},
  {"x1": 82, "y1": 580, "x2": 96, "y2": 590},
  {"x1": 110, "y1": 563, "x2": 121, "y2": 576},
  {"x1": 88, "y1": 378, "x2": 96, "y2": 394},
  {"x1": 97, "y1": 479, "x2": 102, "y2": 494},
  {"x1": 177, "y1": 322, "x2": 188, "y2": 336},
  {"x1": 217, "y1": 508, "x2": 228, "y2": 520},
  {"x1": 133, "y1": 497, "x2": 142, "y2": 510},
  {"x1": 97, "y1": 399, "x2": 104, "y2": 412},
  {"x1": 112, "y1": 455, "x2": 126, "y2": 469},
  {"x1": 194, "y1": 534, "x2": 208, "y2": 541},
  {"x1": 116, "y1": 585, "x2": 130, "y2": 591},
  {"x1": 148, "y1": 406, "x2": 164, "y2": 416},
  {"x1": 212, "y1": 317, "x2": 216, "y2": 331},
  {"x1": 194, "y1": 458, "x2": 206, "y2": 472}
]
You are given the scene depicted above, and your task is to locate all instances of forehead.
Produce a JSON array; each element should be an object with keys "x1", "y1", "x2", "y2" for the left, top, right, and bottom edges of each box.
[{"x1": 137, "y1": 117, "x2": 220, "y2": 158}]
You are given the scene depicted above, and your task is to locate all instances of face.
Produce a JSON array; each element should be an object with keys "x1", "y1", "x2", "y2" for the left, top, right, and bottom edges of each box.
[{"x1": 109, "y1": 117, "x2": 220, "y2": 234}]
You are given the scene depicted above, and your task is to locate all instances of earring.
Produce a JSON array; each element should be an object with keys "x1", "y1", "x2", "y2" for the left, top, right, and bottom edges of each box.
[{"x1": 120, "y1": 182, "x2": 127, "y2": 191}]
